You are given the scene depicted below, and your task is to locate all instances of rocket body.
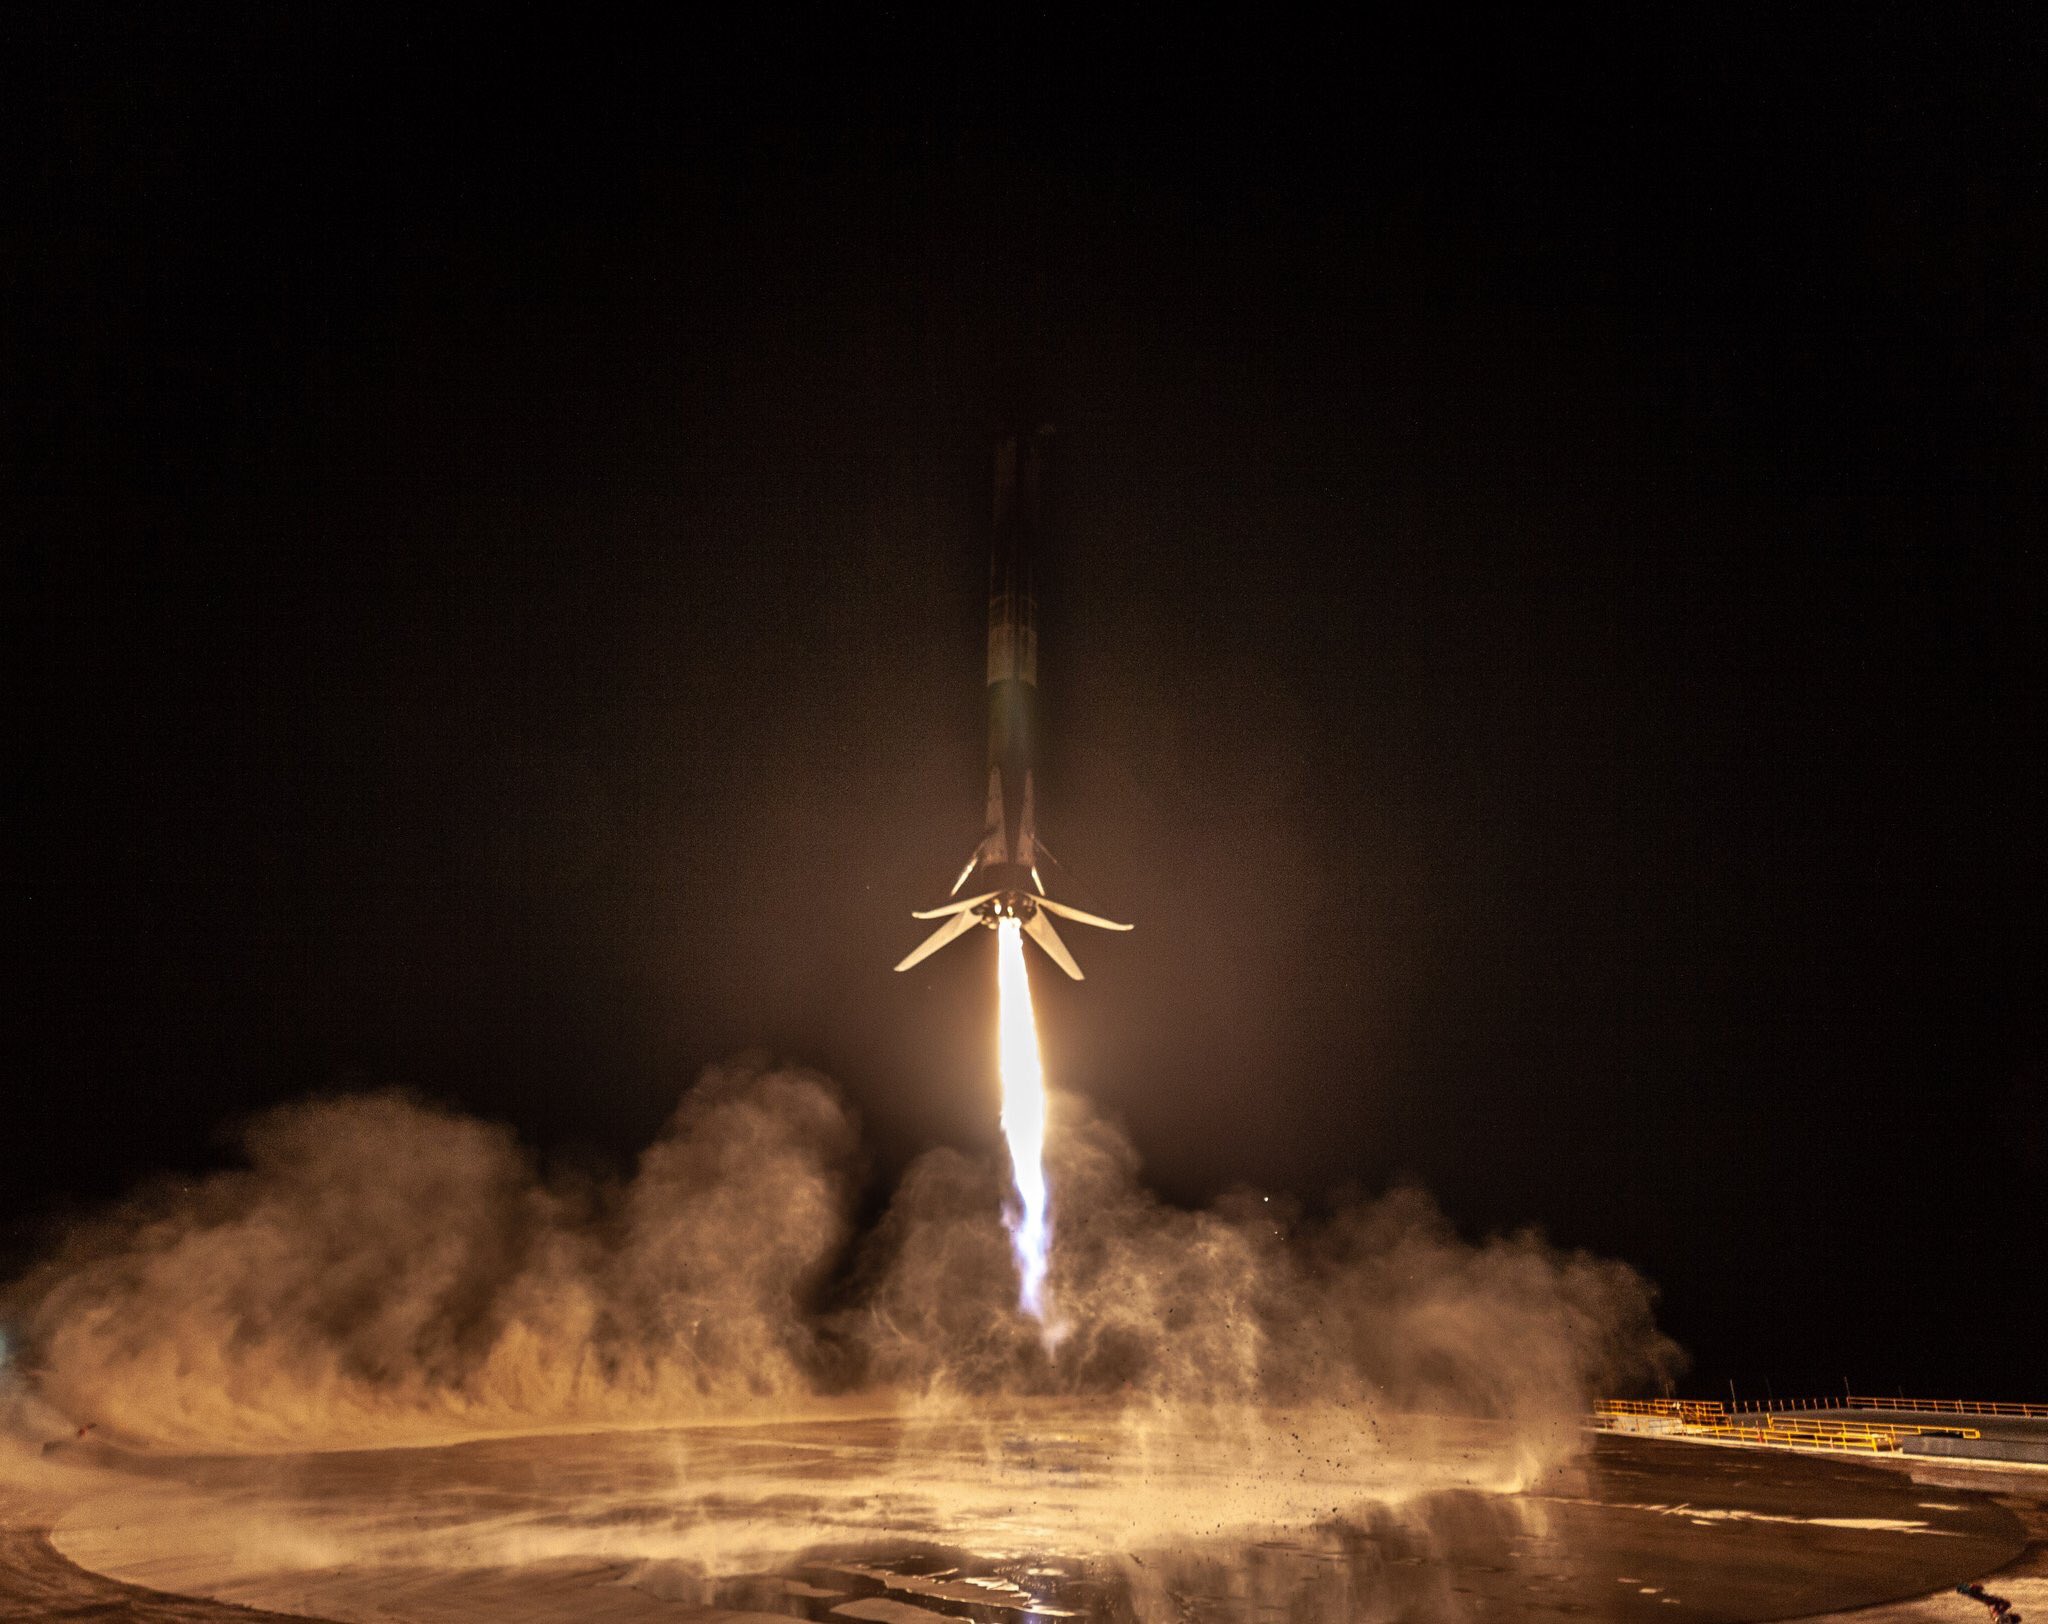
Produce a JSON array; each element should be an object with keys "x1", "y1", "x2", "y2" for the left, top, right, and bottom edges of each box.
[
  {"x1": 979, "y1": 429, "x2": 1045, "y2": 898},
  {"x1": 894, "y1": 430, "x2": 1130, "y2": 980}
]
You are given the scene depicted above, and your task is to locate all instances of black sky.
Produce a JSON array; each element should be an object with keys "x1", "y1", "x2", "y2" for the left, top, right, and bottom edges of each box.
[{"x1": 6, "y1": 8, "x2": 2043, "y2": 1400}]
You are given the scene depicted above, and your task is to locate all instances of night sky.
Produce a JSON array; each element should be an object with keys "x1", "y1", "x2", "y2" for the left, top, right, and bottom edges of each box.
[{"x1": 8, "y1": 10, "x2": 2042, "y2": 1401}]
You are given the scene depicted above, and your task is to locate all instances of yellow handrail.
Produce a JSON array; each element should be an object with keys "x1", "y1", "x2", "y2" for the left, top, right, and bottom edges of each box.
[
  {"x1": 1591, "y1": 1400, "x2": 1987, "y2": 1454},
  {"x1": 1689, "y1": 1420, "x2": 1900, "y2": 1453},
  {"x1": 1765, "y1": 1415, "x2": 1979, "y2": 1442}
]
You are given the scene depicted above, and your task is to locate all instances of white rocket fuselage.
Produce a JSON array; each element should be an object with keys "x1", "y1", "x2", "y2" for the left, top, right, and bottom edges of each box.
[
  {"x1": 981, "y1": 429, "x2": 1043, "y2": 898},
  {"x1": 894, "y1": 431, "x2": 1130, "y2": 980}
]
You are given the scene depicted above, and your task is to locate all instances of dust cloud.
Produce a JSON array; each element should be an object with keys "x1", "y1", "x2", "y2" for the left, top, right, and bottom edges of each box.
[{"x1": 2, "y1": 1059, "x2": 1676, "y2": 1466}]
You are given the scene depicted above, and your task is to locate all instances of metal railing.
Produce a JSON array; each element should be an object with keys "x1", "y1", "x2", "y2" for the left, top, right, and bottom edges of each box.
[
  {"x1": 1596, "y1": 1398, "x2": 1726, "y2": 1421},
  {"x1": 1593, "y1": 1413, "x2": 1903, "y2": 1454},
  {"x1": 1692, "y1": 1420, "x2": 1900, "y2": 1454},
  {"x1": 1592, "y1": 1401, "x2": 1983, "y2": 1455},
  {"x1": 1726, "y1": 1397, "x2": 1843, "y2": 1415},
  {"x1": 1605, "y1": 1395, "x2": 2047, "y2": 1422},
  {"x1": 1769, "y1": 1416, "x2": 1979, "y2": 1443},
  {"x1": 1844, "y1": 1395, "x2": 2048, "y2": 1420}
]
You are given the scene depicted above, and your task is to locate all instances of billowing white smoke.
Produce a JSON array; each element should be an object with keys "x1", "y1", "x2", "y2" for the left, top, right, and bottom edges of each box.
[
  {"x1": 3, "y1": 1061, "x2": 1676, "y2": 1454},
  {"x1": 7, "y1": 1065, "x2": 859, "y2": 1447},
  {"x1": 855, "y1": 1103, "x2": 1672, "y2": 1438}
]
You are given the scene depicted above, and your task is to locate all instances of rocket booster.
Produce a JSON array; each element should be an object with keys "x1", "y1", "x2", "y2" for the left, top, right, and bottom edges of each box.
[
  {"x1": 895, "y1": 430, "x2": 1131, "y2": 980},
  {"x1": 984, "y1": 430, "x2": 1043, "y2": 897}
]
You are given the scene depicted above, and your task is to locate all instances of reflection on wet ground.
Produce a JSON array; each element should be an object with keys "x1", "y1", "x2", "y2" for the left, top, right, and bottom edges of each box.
[{"x1": 24, "y1": 1416, "x2": 2038, "y2": 1623}]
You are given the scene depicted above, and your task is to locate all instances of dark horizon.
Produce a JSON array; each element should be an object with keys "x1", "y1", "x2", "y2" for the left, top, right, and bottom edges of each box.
[{"x1": 7, "y1": 10, "x2": 2041, "y2": 1404}]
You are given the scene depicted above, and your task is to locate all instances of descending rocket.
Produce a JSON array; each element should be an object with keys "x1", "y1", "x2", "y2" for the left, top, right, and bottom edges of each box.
[{"x1": 895, "y1": 428, "x2": 1132, "y2": 980}]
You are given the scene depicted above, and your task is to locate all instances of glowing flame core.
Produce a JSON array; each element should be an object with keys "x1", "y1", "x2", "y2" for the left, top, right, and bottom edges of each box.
[{"x1": 995, "y1": 918, "x2": 1051, "y2": 1320}]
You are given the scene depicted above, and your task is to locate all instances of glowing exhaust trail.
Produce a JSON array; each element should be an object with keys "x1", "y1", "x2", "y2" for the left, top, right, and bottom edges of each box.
[{"x1": 995, "y1": 917, "x2": 1051, "y2": 1320}]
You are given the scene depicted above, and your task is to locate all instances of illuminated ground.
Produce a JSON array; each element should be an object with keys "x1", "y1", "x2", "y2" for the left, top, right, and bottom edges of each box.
[{"x1": 5, "y1": 1419, "x2": 2044, "y2": 1622}]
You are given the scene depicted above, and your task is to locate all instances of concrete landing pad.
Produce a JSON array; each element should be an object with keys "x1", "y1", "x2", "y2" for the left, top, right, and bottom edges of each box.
[{"x1": 7, "y1": 1422, "x2": 2037, "y2": 1623}]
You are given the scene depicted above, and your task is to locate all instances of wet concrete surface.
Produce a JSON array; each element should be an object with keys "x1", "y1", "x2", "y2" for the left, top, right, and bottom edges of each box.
[
  {"x1": 0, "y1": 1507, "x2": 338, "y2": 1622},
  {"x1": 4, "y1": 1424, "x2": 2040, "y2": 1623},
  {"x1": 1799, "y1": 1461, "x2": 2048, "y2": 1624}
]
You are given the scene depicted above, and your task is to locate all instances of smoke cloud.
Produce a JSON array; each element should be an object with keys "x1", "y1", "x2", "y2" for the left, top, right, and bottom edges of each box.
[{"x1": 3, "y1": 1060, "x2": 1676, "y2": 1459}]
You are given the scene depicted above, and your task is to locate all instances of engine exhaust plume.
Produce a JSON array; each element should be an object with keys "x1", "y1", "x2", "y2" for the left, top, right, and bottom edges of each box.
[{"x1": 995, "y1": 918, "x2": 1051, "y2": 1322}]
